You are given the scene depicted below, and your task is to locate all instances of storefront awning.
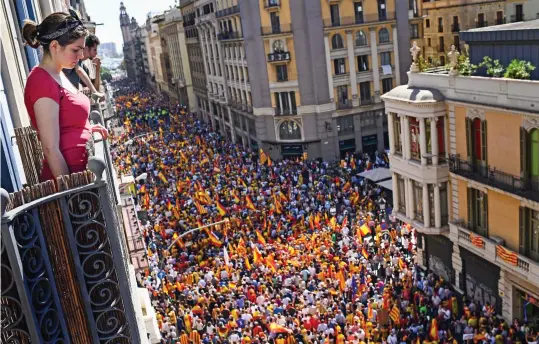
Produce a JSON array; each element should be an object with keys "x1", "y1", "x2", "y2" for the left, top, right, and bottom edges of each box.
[
  {"x1": 376, "y1": 179, "x2": 393, "y2": 191},
  {"x1": 358, "y1": 167, "x2": 392, "y2": 182}
]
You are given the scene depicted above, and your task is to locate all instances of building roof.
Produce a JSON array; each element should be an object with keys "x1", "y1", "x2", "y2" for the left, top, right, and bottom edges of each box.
[
  {"x1": 464, "y1": 19, "x2": 539, "y2": 33},
  {"x1": 382, "y1": 85, "x2": 445, "y2": 103}
]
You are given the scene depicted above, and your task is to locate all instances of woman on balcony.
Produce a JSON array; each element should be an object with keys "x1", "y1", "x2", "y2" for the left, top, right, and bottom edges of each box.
[{"x1": 22, "y1": 11, "x2": 108, "y2": 182}]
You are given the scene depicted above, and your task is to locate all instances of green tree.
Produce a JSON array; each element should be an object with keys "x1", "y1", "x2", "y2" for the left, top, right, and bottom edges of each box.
[{"x1": 503, "y1": 59, "x2": 536, "y2": 80}]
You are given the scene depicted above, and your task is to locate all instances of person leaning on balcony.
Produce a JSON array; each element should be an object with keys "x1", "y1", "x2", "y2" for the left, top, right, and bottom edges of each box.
[{"x1": 22, "y1": 11, "x2": 108, "y2": 182}]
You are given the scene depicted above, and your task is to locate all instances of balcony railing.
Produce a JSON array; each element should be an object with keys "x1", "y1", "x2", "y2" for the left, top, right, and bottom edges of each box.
[
  {"x1": 265, "y1": 0, "x2": 280, "y2": 9},
  {"x1": 449, "y1": 154, "x2": 539, "y2": 203},
  {"x1": 322, "y1": 12, "x2": 395, "y2": 28},
  {"x1": 267, "y1": 51, "x2": 291, "y2": 62},
  {"x1": 215, "y1": 5, "x2": 240, "y2": 18},
  {"x1": 451, "y1": 23, "x2": 460, "y2": 32},
  {"x1": 0, "y1": 159, "x2": 141, "y2": 343},
  {"x1": 450, "y1": 220, "x2": 539, "y2": 281},
  {"x1": 360, "y1": 97, "x2": 374, "y2": 106},
  {"x1": 218, "y1": 31, "x2": 242, "y2": 40},
  {"x1": 510, "y1": 14, "x2": 524, "y2": 23},
  {"x1": 336, "y1": 100, "x2": 352, "y2": 110},
  {"x1": 261, "y1": 24, "x2": 292, "y2": 35},
  {"x1": 275, "y1": 108, "x2": 298, "y2": 116},
  {"x1": 476, "y1": 20, "x2": 488, "y2": 28}
]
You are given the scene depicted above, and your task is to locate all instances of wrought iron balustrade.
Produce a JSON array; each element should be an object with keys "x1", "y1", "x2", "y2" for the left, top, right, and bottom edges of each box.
[
  {"x1": 449, "y1": 154, "x2": 539, "y2": 202},
  {"x1": 0, "y1": 157, "x2": 141, "y2": 343}
]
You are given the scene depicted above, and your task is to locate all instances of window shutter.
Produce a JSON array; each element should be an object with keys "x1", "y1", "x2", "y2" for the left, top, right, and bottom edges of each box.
[
  {"x1": 481, "y1": 120, "x2": 487, "y2": 164},
  {"x1": 520, "y1": 127, "x2": 528, "y2": 180},
  {"x1": 465, "y1": 118, "x2": 472, "y2": 162},
  {"x1": 519, "y1": 206, "x2": 526, "y2": 255},
  {"x1": 467, "y1": 187, "x2": 473, "y2": 228},
  {"x1": 483, "y1": 192, "x2": 488, "y2": 236}
]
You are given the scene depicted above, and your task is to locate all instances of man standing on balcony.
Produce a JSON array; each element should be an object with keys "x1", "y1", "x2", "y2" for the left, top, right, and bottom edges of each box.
[{"x1": 63, "y1": 34, "x2": 102, "y2": 93}]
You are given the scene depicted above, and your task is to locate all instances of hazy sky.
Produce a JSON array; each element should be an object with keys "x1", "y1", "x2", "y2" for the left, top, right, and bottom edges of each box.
[{"x1": 84, "y1": 0, "x2": 175, "y2": 54}]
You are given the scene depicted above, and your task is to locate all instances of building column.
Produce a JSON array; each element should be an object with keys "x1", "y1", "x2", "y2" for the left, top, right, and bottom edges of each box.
[
  {"x1": 422, "y1": 183, "x2": 430, "y2": 227},
  {"x1": 392, "y1": 172, "x2": 399, "y2": 212},
  {"x1": 278, "y1": 93, "x2": 283, "y2": 113},
  {"x1": 208, "y1": 27, "x2": 217, "y2": 76},
  {"x1": 434, "y1": 183, "x2": 441, "y2": 228},
  {"x1": 376, "y1": 113, "x2": 384, "y2": 152},
  {"x1": 402, "y1": 115, "x2": 411, "y2": 160},
  {"x1": 431, "y1": 118, "x2": 439, "y2": 165},
  {"x1": 387, "y1": 112, "x2": 395, "y2": 155},
  {"x1": 392, "y1": 24, "x2": 401, "y2": 86},
  {"x1": 369, "y1": 27, "x2": 380, "y2": 102},
  {"x1": 444, "y1": 115, "x2": 450, "y2": 160},
  {"x1": 228, "y1": 107, "x2": 236, "y2": 143},
  {"x1": 287, "y1": 92, "x2": 292, "y2": 112},
  {"x1": 324, "y1": 33, "x2": 334, "y2": 102},
  {"x1": 346, "y1": 30, "x2": 358, "y2": 99},
  {"x1": 406, "y1": 178, "x2": 414, "y2": 220},
  {"x1": 419, "y1": 118, "x2": 427, "y2": 165},
  {"x1": 198, "y1": 28, "x2": 212, "y2": 91}
]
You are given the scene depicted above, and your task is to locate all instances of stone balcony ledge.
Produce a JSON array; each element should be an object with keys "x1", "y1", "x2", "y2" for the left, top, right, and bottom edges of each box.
[{"x1": 393, "y1": 209, "x2": 449, "y2": 235}]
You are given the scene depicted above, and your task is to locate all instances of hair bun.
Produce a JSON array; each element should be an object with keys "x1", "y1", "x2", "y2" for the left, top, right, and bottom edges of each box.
[{"x1": 22, "y1": 20, "x2": 40, "y2": 49}]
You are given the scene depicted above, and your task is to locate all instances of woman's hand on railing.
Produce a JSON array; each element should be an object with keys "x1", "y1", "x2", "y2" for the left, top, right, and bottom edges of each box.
[{"x1": 91, "y1": 124, "x2": 109, "y2": 140}]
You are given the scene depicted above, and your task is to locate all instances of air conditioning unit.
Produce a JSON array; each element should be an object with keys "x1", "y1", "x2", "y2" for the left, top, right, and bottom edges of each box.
[{"x1": 489, "y1": 236, "x2": 505, "y2": 246}]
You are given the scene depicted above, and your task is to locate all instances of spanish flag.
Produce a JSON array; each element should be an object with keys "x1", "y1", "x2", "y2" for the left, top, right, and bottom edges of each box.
[
  {"x1": 195, "y1": 201, "x2": 207, "y2": 215},
  {"x1": 256, "y1": 230, "x2": 267, "y2": 246},
  {"x1": 159, "y1": 126, "x2": 163, "y2": 140},
  {"x1": 269, "y1": 323, "x2": 291, "y2": 334},
  {"x1": 172, "y1": 232, "x2": 185, "y2": 248},
  {"x1": 251, "y1": 243, "x2": 264, "y2": 264},
  {"x1": 267, "y1": 156, "x2": 272, "y2": 167},
  {"x1": 360, "y1": 224, "x2": 371, "y2": 237},
  {"x1": 238, "y1": 177, "x2": 247, "y2": 188},
  {"x1": 266, "y1": 254, "x2": 278, "y2": 273},
  {"x1": 245, "y1": 195, "x2": 257, "y2": 211},
  {"x1": 245, "y1": 256, "x2": 252, "y2": 270},
  {"x1": 367, "y1": 303, "x2": 373, "y2": 320},
  {"x1": 361, "y1": 247, "x2": 369, "y2": 259},
  {"x1": 207, "y1": 230, "x2": 223, "y2": 247},
  {"x1": 157, "y1": 172, "x2": 168, "y2": 184},
  {"x1": 216, "y1": 201, "x2": 227, "y2": 216},
  {"x1": 336, "y1": 269, "x2": 346, "y2": 291},
  {"x1": 139, "y1": 184, "x2": 146, "y2": 194}
]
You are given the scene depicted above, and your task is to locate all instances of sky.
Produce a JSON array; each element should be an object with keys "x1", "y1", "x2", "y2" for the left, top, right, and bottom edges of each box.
[{"x1": 84, "y1": 0, "x2": 176, "y2": 54}]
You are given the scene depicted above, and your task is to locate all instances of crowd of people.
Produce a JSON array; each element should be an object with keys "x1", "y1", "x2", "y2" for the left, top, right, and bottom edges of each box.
[{"x1": 110, "y1": 84, "x2": 538, "y2": 344}]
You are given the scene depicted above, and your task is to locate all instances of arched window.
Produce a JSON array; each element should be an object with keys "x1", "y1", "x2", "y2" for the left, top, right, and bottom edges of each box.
[
  {"x1": 331, "y1": 34, "x2": 344, "y2": 49},
  {"x1": 379, "y1": 28, "x2": 390, "y2": 43},
  {"x1": 279, "y1": 120, "x2": 302, "y2": 140},
  {"x1": 355, "y1": 30, "x2": 367, "y2": 46}
]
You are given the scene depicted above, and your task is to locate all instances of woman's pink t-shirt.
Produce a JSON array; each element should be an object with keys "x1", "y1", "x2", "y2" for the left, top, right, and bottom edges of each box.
[{"x1": 24, "y1": 66, "x2": 92, "y2": 181}]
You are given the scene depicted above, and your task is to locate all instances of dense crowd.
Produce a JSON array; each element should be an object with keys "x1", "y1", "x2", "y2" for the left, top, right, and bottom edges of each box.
[{"x1": 110, "y1": 85, "x2": 538, "y2": 344}]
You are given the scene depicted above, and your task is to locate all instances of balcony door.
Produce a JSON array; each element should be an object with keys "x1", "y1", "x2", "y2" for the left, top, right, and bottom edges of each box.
[
  {"x1": 515, "y1": 4, "x2": 523, "y2": 22},
  {"x1": 330, "y1": 4, "x2": 340, "y2": 26},
  {"x1": 468, "y1": 188, "x2": 488, "y2": 237},
  {"x1": 378, "y1": 0, "x2": 387, "y2": 21},
  {"x1": 270, "y1": 12, "x2": 281, "y2": 33},
  {"x1": 337, "y1": 85, "x2": 349, "y2": 105},
  {"x1": 521, "y1": 127, "x2": 539, "y2": 188},
  {"x1": 466, "y1": 117, "x2": 487, "y2": 174},
  {"x1": 520, "y1": 207, "x2": 539, "y2": 262},
  {"x1": 354, "y1": 2, "x2": 364, "y2": 23}
]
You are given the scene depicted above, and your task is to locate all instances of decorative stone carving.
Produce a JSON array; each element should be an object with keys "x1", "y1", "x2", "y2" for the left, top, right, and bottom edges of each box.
[
  {"x1": 448, "y1": 45, "x2": 460, "y2": 76},
  {"x1": 410, "y1": 41, "x2": 420, "y2": 73},
  {"x1": 522, "y1": 115, "x2": 539, "y2": 131},
  {"x1": 466, "y1": 107, "x2": 485, "y2": 121}
]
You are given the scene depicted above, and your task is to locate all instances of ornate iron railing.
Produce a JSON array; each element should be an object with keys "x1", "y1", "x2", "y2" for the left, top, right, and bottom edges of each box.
[
  {"x1": 0, "y1": 158, "x2": 141, "y2": 343},
  {"x1": 449, "y1": 154, "x2": 539, "y2": 203}
]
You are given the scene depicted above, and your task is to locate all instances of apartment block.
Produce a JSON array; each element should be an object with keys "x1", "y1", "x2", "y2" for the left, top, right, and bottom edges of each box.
[{"x1": 383, "y1": 28, "x2": 539, "y2": 322}]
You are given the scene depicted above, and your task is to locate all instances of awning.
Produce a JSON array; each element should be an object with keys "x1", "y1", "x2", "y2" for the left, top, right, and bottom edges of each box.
[
  {"x1": 376, "y1": 179, "x2": 393, "y2": 192},
  {"x1": 358, "y1": 167, "x2": 392, "y2": 182}
]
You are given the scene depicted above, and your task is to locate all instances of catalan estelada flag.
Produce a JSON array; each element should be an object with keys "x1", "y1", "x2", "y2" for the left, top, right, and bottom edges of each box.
[{"x1": 496, "y1": 245, "x2": 518, "y2": 266}]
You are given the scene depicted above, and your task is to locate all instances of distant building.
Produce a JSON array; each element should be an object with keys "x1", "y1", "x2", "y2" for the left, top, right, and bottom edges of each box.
[
  {"x1": 119, "y1": 2, "x2": 146, "y2": 83},
  {"x1": 461, "y1": 19, "x2": 539, "y2": 80},
  {"x1": 100, "y1": 42, "x2": 119, "y2": 58}
]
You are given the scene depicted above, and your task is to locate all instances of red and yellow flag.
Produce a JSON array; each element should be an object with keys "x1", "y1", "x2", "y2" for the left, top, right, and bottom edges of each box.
[
  {"x1": 259, "y1": 149, "x2": 268, "y2": 165},
  {"x1": 359, "y1": 224, "x2": 371, "y2": 237},
  {"x1": 256, "y1": 230, "x2": 266, "y2": 246},
  {"x1": 207, "y1": 230, "x2": 222, "y2": 247},
  {"x1": 157, "y1": 172, "x2": 168, "y2": 184},
  {"x1": 470, "y1": 232, "x2": 484, "y2": 249},
  {"x1": 245, "y1": 196, "x2": 257, "y2": 211},
  {"x1": 266, "y1": 254, "x2": 278, "y2": 273},
  {"x1": 389, "y1": 304, "x2": 400, "y2": 323},
  {"x1": 252, "y1": 244, "x2": 264, "y2": 264},
  {"x1": 216, "y1": 201, "x2": 227, "y2": 216},
  {"x1": 429, "y1": 318, "x2": 439, "y2": 341},
  {"x1": 496, "y1": 245, "x2": 518, "y2": 266}
]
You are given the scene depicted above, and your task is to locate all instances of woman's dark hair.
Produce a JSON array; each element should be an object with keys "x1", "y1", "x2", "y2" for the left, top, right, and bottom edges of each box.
[{"x1": 22, "y1": 11, "x2": 87, "y2": 52}]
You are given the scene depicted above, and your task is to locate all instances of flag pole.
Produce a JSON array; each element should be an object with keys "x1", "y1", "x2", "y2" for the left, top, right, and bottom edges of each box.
[{"x1": 166, "y1": 218, "x2": 229, "y2": 251}]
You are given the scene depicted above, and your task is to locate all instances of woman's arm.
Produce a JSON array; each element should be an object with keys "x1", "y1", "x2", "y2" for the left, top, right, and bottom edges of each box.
[{"x1": 34, "y1": 98, "x2": 69, "y2": 177}]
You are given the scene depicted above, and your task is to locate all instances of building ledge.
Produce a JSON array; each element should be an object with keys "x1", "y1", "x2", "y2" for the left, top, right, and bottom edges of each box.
[
  {"x1": 393, "y1": 209, "x2": 449, "y2": 235},
  {"x1": 449, "y1": 220, "x2": 539, "y2": 286},
  {"x1": 390, "y1": 154, "x2": 450, "y2": 184}
]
